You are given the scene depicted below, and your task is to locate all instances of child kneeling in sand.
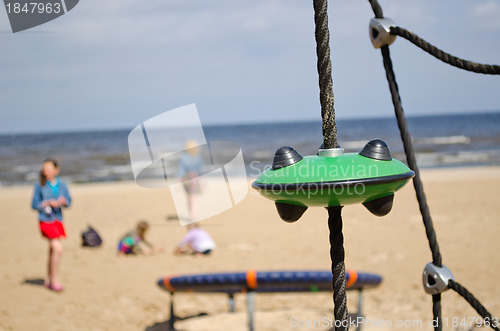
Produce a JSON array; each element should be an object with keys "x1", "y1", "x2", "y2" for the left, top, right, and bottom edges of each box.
[
  {"x1": 174, "y1": 224, "x2": 215, "y2": 256},
  {"x1": 117, "y1": 220, "x2": 163, "y2": 256}
]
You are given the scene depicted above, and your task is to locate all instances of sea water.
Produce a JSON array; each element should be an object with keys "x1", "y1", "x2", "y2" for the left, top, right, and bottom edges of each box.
[{"x1": 1, "y1": 112, "x2": 499, "y2": 186}]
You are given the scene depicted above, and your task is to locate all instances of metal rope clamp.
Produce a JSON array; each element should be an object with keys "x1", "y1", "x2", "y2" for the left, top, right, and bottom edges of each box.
[
  {"x1": 422, "y1": 262, "x2": 454, "y2": 295},
  {"x1": 369, "y1": 18, "x2": 397, "y2": 49}
]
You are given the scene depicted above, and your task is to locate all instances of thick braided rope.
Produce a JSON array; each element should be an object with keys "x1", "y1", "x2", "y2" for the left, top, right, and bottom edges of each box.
[
  {"x1": 312, "y1": 0, "x2": 346, "y2": 328},
  {"x1": 368, "y1": 1, "x2": 443, "y2": 329},
  {"x1": 380, "y1": 45, "x2": 442, "y2": 268},
  {"x1": 313, "y1": 0, "x2": 338, "y2": 149},
  {"x1": 391, "y1": 27, "x2": 500, "y2": 75},
  {"x1": 432, "y1": 294, "x2": 442, "y2": 330},
  {"x1": 369, "y1": 2, "x2": 499, "y2": 330},
  {"x1": 380, "y1": 43, "x2": 443, "y2": 331},
  {"x1": 328, "y1": 206, "x2": 348, "y2": 330},
  {"x1": 448, "y1": 280, "x2": 500, "y2": 331},
  {"x1": 369, "y1": 0, "x2": 383, "y2": 19}
]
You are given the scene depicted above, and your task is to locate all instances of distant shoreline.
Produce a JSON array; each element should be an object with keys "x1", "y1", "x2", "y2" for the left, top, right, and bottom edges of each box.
[
  {"x1": 2, "y1": 112, "x2": 499, "y2": 186},
  {"x1": 1, "y1": 109, "x2": 499, "y2": 136},
  {"x1": 2, "y1": 165, "x2": 499, "y2": 189}
]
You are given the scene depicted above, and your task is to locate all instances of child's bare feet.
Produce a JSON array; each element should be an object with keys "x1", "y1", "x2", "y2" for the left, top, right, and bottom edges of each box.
[{"x1": 48, "y1": 283, "x2": 64, "y2": 292}]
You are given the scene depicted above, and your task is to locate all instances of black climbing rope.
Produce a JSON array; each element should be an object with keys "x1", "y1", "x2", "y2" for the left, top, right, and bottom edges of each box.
[
  {"x1": 370, "y1": 3, "x2": 443, "y2": 329},
  {"x1": 313, "y1": 0, "x2": 339, "y2": 150},
  {"x1": 380, "y1": 37, "x2": 444, "y2": 331},
  {"x1": 313, "y1": 0, "x2": 347, "y2": 329},
  {"x1": 448, "y1": 280, "x2": 500, "y2": 331},
  {"x1": 390, "y1": 26, "x2": 500, "y2": 75},
  {"x1": 368, "y1": 0, "x2": 383, "y2": 19},
  {"x1": 432, "y1": 293, "x2": 442, "y2": 331},
  {"x1": 368, "y1": 1, "x2": 499, "y2": 330},
  {"x1": 328, "y1": 206, "x2": 348, "y2": 329},
  {"x1": 379, "y1": 45, "x2": 443, "y2": 268}
]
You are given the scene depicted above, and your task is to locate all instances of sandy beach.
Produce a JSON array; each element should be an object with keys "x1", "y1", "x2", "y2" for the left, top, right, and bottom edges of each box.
[{"x1": 0, "y1": 166, "x2": 499, "y2": 331}]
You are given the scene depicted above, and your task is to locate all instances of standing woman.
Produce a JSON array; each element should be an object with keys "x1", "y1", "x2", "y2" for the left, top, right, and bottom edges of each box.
[
  {"x1": 31, "y1": 159, "x2": 71, "y2": 292},
  {"x1": 177, "y1": 140, "x2": 204, "y2": 222}
]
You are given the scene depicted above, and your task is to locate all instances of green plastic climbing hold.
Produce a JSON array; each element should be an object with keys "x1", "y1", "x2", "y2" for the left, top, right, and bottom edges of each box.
[{"x1": 251, "y1": 140, "x2": 414, "y2": 221}]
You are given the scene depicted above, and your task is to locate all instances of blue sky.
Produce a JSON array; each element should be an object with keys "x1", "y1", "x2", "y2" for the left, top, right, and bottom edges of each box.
[{"x1": 1, "y1": 0, "x2": 499, "y2": 134}]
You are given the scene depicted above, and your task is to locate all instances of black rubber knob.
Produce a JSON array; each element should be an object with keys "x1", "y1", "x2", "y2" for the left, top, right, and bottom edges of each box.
[
  {"x1": 359, "y1": 139, "x2": 392, "y2": 161},
  {"x1": 272, "y1": 146, "x2": 303, "y2": 170},
  {"x1": 362, "y1": 194, "x2": 394, "y2": 216},
  {"x1": 275, "y1": 202, "x2": 308, "y2": 222}
]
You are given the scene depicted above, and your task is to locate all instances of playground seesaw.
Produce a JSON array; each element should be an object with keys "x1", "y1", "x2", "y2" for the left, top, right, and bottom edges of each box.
[{"x1": 157, "y1": 270, "x2": 382, "y2": 331}]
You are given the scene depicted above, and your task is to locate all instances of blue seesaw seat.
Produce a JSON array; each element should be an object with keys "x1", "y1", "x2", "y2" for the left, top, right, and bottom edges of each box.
[{"x1": 157, "y1": 270, "x2": 382, "y2": 331}]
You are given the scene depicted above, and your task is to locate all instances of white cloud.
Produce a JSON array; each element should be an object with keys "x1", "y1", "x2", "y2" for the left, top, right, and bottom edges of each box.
[{"x1": 50, "y1": 0, "x2": 312, "y2": 48}]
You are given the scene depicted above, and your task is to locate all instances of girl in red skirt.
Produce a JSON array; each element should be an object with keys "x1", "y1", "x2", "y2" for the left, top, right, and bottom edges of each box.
[{"x1": 31, "y1": 159, "x2": 72, "y2": 292}]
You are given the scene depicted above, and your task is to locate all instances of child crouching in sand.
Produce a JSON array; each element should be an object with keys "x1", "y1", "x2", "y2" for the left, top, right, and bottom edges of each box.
[
  {"x1": 174, "y1": 224, "x2": 215, "y2": 256},
  {"x1": 117, "y1": 220, "x2": 163, "y2": 256}
]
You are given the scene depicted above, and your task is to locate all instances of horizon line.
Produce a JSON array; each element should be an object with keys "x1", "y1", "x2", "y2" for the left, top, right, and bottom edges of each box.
[{"x1": 1, "y1": 108, "x2": 499, "y2": 136}]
